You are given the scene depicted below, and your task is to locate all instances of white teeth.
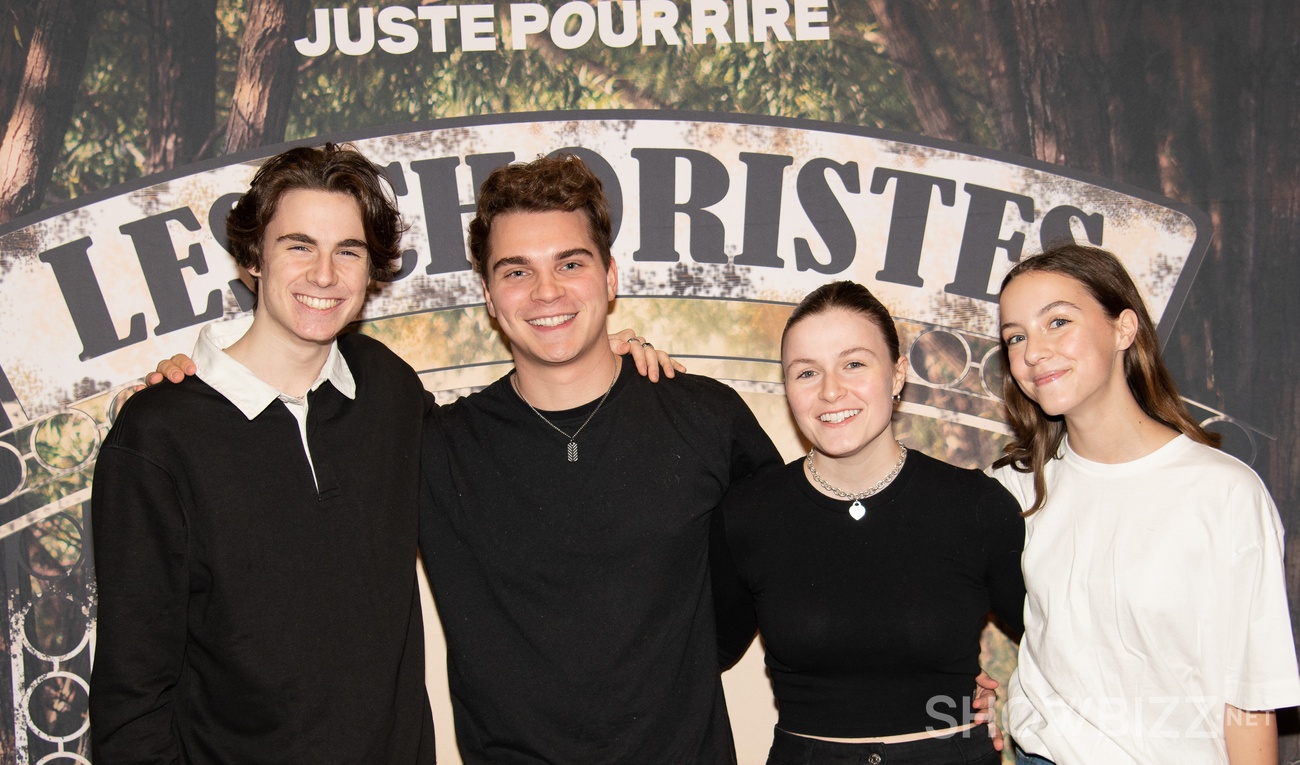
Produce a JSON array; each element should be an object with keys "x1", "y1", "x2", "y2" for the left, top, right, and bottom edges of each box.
[
  {"x1": 297, "y1": 295, "x2": 342, "y2": 310},
  {"x1": 819, "y1": 410, "x2": 860, "y2": 423},
  {"x1": 527, "y1": 314, "x2": 575, "y2": 327}
]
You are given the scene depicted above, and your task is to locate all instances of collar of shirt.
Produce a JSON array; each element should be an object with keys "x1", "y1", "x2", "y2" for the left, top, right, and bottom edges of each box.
[{"x1": 191, "y1": 315, "x2": 357, "y2": 419}]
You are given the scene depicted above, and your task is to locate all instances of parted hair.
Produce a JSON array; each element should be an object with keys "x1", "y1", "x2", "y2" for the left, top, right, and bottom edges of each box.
[
  {"x1": 225, "y1": 143, "x2": 405, "y2": 280},
  {"x1": 467, "y1": 153, "x2": 613, "y2": 278},
  {"x1": 782, "y1": 281, "x2": 902, "y2": 364},
  {"x1": 992, "y1": 243, "x2": 1220, "y2": 514}
]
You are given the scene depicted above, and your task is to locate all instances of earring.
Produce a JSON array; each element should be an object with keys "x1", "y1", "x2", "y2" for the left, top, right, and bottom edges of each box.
[{"x1": 891, "y1": 393, "x2": 901, "y2": 402}]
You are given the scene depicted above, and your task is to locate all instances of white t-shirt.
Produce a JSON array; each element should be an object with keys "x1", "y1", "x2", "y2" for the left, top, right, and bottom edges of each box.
[{"x1": 992, "y1": 435, "x2": 1300, "y2": 764}]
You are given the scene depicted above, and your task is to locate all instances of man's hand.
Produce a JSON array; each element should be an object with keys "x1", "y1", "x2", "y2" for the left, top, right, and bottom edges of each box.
[
  {"x1": 609, "y1": 328, "x2": 686, "y2": 382},
  {"x1": 146, "y1": 354, "x2": 197, "y2": 386},
  {"x1": 972, "y1": 671, "x2": 1003, "y2": 751}
]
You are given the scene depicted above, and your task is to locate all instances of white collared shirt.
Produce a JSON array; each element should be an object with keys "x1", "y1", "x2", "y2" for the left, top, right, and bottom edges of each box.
[{"x1": 192, "y1": 315, "x2": 356, "y2": 488}]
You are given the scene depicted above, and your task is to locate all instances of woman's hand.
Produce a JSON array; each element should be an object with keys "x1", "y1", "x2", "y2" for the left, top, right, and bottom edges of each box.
[
  {"x1": 609, "y1": 328, "x2": 686, "y2": 382},
  {"x1": 971, "y1": 671, "x2": 1003, "y2": 751}
]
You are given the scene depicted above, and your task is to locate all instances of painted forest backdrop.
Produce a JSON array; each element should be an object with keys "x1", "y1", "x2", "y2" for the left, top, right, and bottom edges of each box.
[{"x1": 0, "y1": 1, "x2": 1297, "y2": 763}]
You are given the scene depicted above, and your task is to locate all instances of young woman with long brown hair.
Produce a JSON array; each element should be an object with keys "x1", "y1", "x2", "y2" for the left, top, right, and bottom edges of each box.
[{"x1": 992, "y1": 244, "x2": 1300, "y2": 765}]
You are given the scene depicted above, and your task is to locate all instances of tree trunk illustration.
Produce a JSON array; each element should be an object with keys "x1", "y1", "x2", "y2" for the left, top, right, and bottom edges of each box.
[
  {"x1": 144, "y1": 0, "x2": 217, "y2": 174},
  {"x1": 0, "y1": 0, "x2": 97, "y2": 224},
  {"x1": 0, "y1": 0, "x2": 37, "y2": 132},
  {"x1": 973, "y1": 0, "x2": 1031, "y2": 156},
  {"x1": 1005, "y1": 0, "x2": 1125, "y2": 177},
  {"x1": 223, "y1": 0, "x2": 308, "y2": 153},
  {"x1": 863, "y1": 0, "x2": 970, "y2": 142}
]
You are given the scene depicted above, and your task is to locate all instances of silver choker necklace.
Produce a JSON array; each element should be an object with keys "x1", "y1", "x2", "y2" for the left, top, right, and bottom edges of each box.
[
  {"x1": 513, "y1": 364, "x2": 619, "y2": 462},
  {"x1": 805, "y1": 441, "x2": 908, "y2": 520}
]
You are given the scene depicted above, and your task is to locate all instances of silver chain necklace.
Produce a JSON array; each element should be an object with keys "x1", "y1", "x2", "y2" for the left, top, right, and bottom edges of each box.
[
  {"x1": 512, "y1": 364, "x2": 619, "y2": 462},
  {"x1": 805, "y1": 441, "x2": 908, "y2": 520}
]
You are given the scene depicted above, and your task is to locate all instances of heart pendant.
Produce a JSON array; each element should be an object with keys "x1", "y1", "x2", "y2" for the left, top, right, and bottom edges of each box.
[{"x1": 848, "y1": 500, "x2": 866, "y2": 520}]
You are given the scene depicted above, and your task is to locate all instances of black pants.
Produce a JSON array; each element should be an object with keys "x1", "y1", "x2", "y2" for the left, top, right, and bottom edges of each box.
[{"x1": 766, "y1": 725, "x2": 1000, "y2": 765}]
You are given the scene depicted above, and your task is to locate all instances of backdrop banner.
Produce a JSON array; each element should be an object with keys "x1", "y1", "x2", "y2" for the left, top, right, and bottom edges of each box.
[{"x1": 0, "y1": 114, "x2": 1210, "y2": 410}]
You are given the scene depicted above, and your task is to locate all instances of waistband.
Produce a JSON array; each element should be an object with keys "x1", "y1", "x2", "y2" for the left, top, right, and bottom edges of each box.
[{"x1": 768, "y1": 724, "x2": 995, "y2": 765}]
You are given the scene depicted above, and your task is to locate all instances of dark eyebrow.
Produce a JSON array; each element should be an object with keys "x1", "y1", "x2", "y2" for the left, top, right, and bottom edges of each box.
[
  {"x1": 838, "y1": 346, "x2": 878, "y2": 359},
  {"x1": 999, "y1": 300, "x2": 1081, "y2": 332},
  {"x1": 784, "y1": 347, "x2": 880, "y2": 370},
  {"x1": 490, "y1": 255, "x2": 529, "y2": 274},
  {"x1": 490, "y1": 247, "x2": 594, "y2": 274},
  {"x1": 276, "y1": 233, "x2": 368, "y2": 251}
]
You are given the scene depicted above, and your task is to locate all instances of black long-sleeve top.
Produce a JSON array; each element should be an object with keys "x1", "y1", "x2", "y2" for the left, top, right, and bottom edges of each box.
[
  {"x1": 418, "y1": 355, "x2": 781, "y2": 764},
  {"x1": 711, "y1": 451, "x2": 1025, "y2": 738},
  {"x1": 89, "y1": 333, "x2": 435, "y2": 764}
]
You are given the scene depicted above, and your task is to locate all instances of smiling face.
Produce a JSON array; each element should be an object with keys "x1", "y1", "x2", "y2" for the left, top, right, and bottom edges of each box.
[
  {"x1": 481, "y1": 209, "x2": 617, "y2": 373},
  {"x1": 782, "y1": 308, "x2": 907, "y2": 462},
  {"x1": 249, "y1": 188, "x2": 370, "y2": 353},
  {"x1": 999, "y1": 270, "x2": 1137, "y2": 423}
]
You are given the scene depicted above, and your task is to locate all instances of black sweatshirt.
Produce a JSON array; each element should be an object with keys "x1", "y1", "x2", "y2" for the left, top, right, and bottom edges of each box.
[
  {"x1": 712, "y1": 451, "x2": 1025, "y2": 738},
  {"x1": 90, "y1": 333, "x2": 435, "y2": 765},
  {"x1": 419, "y1": 355, "x2": 781, "y2": 765}
]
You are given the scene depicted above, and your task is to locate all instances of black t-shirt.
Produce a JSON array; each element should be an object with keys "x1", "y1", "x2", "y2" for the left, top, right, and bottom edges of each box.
[
  {"x1": 712, "y1": 451, "x2": 1025, "y2": 738},
  {"x1": 419, "y1": 355, "x2": 781, "y2": 764}
]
